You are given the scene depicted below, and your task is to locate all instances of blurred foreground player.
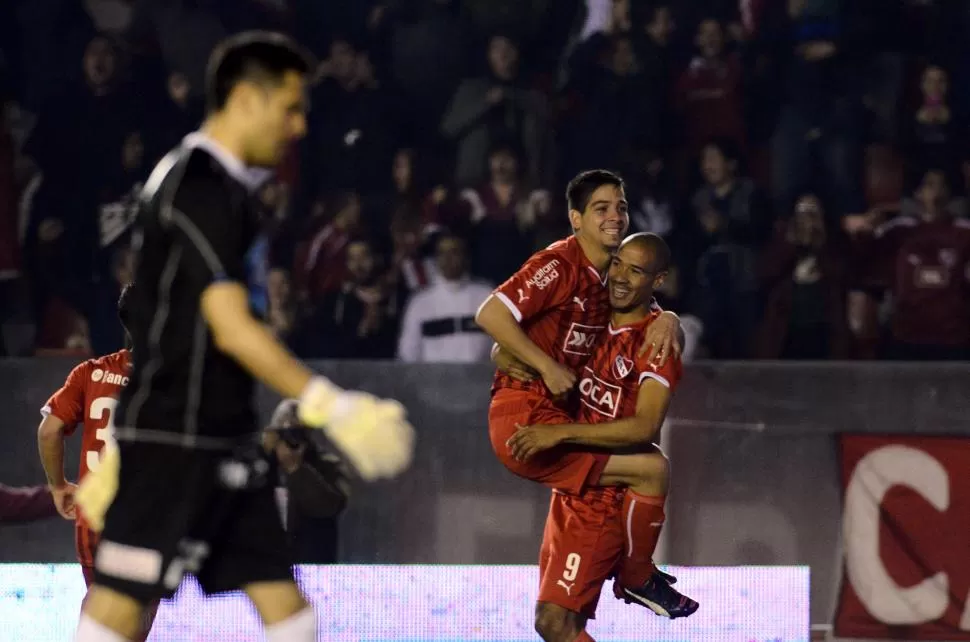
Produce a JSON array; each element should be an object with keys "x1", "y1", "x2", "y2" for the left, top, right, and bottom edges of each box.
[
  {"x1": 38, "y1": 285, "x2": 159, "y2": 641},
  {"x1": 475, "y1": 171, "x2": 681, "y2": 504},
  {"x1": 503, "y1": 234, "x2": 698, "y2": 642},
  {"x1": 73, "y1": 32, "x2": 414, "y2": 642}
]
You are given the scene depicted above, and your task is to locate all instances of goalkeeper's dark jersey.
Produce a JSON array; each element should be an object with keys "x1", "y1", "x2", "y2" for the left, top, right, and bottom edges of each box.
[{"x1": 114, "y1": 132, "x2": 269, "y2": 449}]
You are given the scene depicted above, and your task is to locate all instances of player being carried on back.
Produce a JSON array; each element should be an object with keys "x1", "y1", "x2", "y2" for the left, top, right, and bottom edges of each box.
[
  {"x1": 37, "y1": 284, "x2": 159, "y2": 642},
  {"x1": 475, "y1": 172, "x2": 690, "y2": 639},
  {"x1": 502, "y1": 233, "x2": 698, "y2": 642}
]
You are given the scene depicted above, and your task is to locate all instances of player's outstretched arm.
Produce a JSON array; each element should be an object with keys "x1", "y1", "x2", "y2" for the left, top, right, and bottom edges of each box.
[
  {"x1": 476, "y1": 296, "x2": 574, "y2": 395},
  {"x1": 506, "y1": 380, "x2": 671, "y2": 461},
  {"x1": 201, "y1": 282, "x2": 414, "y2": 481}
]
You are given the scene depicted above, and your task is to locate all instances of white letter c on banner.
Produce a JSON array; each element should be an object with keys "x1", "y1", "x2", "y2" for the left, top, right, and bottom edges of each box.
[{"x1": 844, "y1": 445, "x2": 949, "y2": 625}]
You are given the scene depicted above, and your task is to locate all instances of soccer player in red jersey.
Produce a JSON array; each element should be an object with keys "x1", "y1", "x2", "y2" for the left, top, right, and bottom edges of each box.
[
  {"x1": 37, "y1": 285, "x2": 158, "y2": 642},
  {"x1": 475, "y1": 170, "x2": 681, "y2": 499},
  {"x1": 503, "y1": 233, "x2": 698, "y2": 642}
]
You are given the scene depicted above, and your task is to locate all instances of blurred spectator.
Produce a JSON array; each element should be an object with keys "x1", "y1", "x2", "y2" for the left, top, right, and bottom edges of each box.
[
  {"x1": 266, "y1": 267, "x2": 296, "y2": 339},
  {"x1": 684, "y1": 139, "x2": 772, "y2": 358},
  {"x1": 126, "y1": 0, "x2": 227, "y2": 100},
  {"x1": 367, "y1": 148, "x2": 430, "y2": 232},
  {"x1": 574, "y1": 0, "x2": 677, "y2": 87},
  {"x1": 0, "y1": 108, "x2": 19, "y2": 355},
  {"x1": 292, "y1": 190, "x2": 362, "y2": 302},
  {"x1": 762, "y1": 0, "x2": 865, "y2": 218},
  {"x1": 635, "y1": 3, "x2": 677, "y2": 81},
  {"x1": 397, "y1": 232, "x2": 493, "y2": 362},
  {"x1": 625, "y1": 149, "x2": 677, "y2": 239},
  {"x1": 291, "y1": 237, "x2": 401, "y2": 359},
  {"x1": 561, "y1": 30, "x2": 662, "y2": 177},
  {"x1": 388, "y1": 209, "x2": 437, "y2": 296},
  {"x1": 902, "y1": 64, "x2": 964, "y2": 177},
  {"x1": 264, "y1": 399, "x2": 349, "y2": 564},
  {"x1": 300, "y1": 36, "x2": 395, "y2": 196},
  {"x1": 441, "y1": 33, "x2": 552, "y2": 186},
  {"x1": 458, "y1": 142, "x2": 549, "y2": 285},
  {"x1": 673, "y1": 18, "x2": 746, "y2": 156},
  {"x1": 623, "y1": 149, "x2": 687, "y2": 308},
  {"x1": 845, "y1": 168, "x2": 970, "y2": 359},
  {"x1": 24, "y1": 35, "x2": 141, "y2": 341},
  {"x1": 756, "y1": 194, "x2": 849, "y2": 359},
  {"x1": 149, "y1": 71, "x2": 203, "y2": 158},
  {"x1": 460, "y1": 0, "x2": 555, "y2": 46},
  {"x1": 379, "y1": 0, "x2": 470, "y2": 139}
]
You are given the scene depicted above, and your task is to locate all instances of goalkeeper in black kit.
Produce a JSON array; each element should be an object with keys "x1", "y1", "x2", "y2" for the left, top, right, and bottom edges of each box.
[{"x1": 73, "y1": 31, "x2": 415, "y2": 642}]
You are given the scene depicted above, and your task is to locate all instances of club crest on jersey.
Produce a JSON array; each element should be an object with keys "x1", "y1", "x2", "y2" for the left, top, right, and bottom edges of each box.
[
  {"x1": 562, "y1": 323, "x2": 603, "y2": 356},
  {"x1": 613, "y1": 355, "x2": 634, "y2": 379},
  {"x1": 579, "y1": 370, "x2": 622, "y2": 419}
]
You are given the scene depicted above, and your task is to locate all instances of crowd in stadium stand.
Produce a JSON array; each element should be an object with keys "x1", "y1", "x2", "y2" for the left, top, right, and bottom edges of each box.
[{"x1": 1, "y1": 0, "x2": 969, "y2": 361}]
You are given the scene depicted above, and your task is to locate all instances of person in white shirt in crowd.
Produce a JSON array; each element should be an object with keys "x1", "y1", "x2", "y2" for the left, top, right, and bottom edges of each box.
[{"x1": 397, "y1": 232, "x2": 494, "y2": 363}]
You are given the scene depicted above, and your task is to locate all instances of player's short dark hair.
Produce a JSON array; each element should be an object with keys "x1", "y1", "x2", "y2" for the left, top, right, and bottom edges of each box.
[
  {"x1": 566, "y1": 169, "x2": 625, "y2": 213},
  {"x1": 117, "y1": 283, "x2": 133, "y2": 329},
  {"x1": 205, "y1": 31, "x2": 315, "y2": 114},
  {"x1": 621, "y1": 233, "x2": 671, "y2": 273}
]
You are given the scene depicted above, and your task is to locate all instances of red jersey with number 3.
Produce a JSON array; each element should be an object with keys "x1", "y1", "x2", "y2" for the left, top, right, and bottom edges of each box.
[
  {"x1": 491, "y1": 236, "x2": 610, "y2": 398},
  {"x1": 577, "y1": 312, "x2": 683, "y2": 424},
  {"x1": 42, "y1": 349, "x2": 131, "y2": 566}
]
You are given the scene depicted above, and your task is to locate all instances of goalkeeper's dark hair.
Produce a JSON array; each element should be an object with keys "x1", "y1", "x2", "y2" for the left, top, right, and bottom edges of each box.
[{"x1": 205, "y1": 31, "x2": 315, "y2": 114}]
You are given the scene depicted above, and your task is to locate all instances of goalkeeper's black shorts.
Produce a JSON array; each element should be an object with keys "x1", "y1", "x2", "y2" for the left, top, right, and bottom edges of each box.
[{"x1": 92, "y1": 440, "x2": 293, "y2": 604}]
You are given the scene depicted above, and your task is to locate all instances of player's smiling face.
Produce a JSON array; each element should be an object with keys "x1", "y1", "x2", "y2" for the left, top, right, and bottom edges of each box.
[
  {"x1": 572, "y1": 184, "x2": 629, "y2": 251},
  {"x1": 608, "y1": 242, "x2": 664, "y2": 312}
]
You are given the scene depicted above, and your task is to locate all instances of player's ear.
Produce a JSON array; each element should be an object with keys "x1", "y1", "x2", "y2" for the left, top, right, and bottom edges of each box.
[
  {"x1": 233, "y1": 81, "x2": 263, "y2": 116},
  {"x1": 653, "y1": 271, "x2": 668, "y2": 289},
  {"x1": 568, "y1": 208, "x2": 582, "y2": 233}
]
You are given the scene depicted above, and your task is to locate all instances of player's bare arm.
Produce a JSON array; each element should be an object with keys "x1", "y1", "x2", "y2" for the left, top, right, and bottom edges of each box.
[
  {"x1": 507, "y1": 379, "x2": 672, "y2": 462},
  {"x1": 476, "y1": 296, "x2": 576, "y2": 395},
  {"x1": 202, "y1": 281, "x2": 315, "y2": 399},
  {"x1": 37, "y1": 414, "x2": 77, "y2": 519},
  {"x1": 490, "y1": 343, "x2": 539, "y2": 383}
]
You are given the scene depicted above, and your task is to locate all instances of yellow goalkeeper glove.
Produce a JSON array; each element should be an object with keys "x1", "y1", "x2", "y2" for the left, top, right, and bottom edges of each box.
[
  {"x1": 75, "y1": 440, "x2": 120, "y2": 533},
  {"x1": 298, "y1": 377, "x2": 415, "y2": 481}
]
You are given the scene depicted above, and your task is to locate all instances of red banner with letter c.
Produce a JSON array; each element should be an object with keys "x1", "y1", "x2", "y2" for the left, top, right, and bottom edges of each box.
[{"x1": 836, "y1": 435, "x2": 970, "y2": 640}]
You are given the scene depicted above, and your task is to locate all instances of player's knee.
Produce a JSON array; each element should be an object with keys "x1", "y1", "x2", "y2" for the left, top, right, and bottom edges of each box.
[
  {"x1": 534, "y1": 602, "x2": 582, "y2": 642},
  {"x1": 80, "y1": 585, "x2": 146, "y2": 640},
  {"x1": 264, "y1": 605, "x2": 316, "y2": 642},
  {"x1": 245, "y1": 580, "x2": 308, "y2": 626},
  {"x1": 628, "y1": 451, "x2": 670, "y2": 492}
]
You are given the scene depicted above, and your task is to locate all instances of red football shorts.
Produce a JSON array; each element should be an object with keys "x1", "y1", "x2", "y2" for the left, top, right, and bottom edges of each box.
[
  {"x1": 488, "y1": 389, "x2": 609, "y2": 494},
  {"x1": 538, "y1": 488, "x2": 626, "y2": 617}
]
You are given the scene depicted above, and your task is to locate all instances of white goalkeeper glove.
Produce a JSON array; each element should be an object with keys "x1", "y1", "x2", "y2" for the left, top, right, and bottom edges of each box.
[
  {"x1": 75, "y1": 440, "x2": 121, "y2": 533},
  {"x1": 297, "y1": 377, "x2": 415, "y2": 481}
]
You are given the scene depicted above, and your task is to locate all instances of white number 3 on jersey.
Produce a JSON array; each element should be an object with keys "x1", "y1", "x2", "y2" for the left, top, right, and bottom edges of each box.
[{"x1": 86, "y1": 397, "x2": 119, "y2": 473}]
